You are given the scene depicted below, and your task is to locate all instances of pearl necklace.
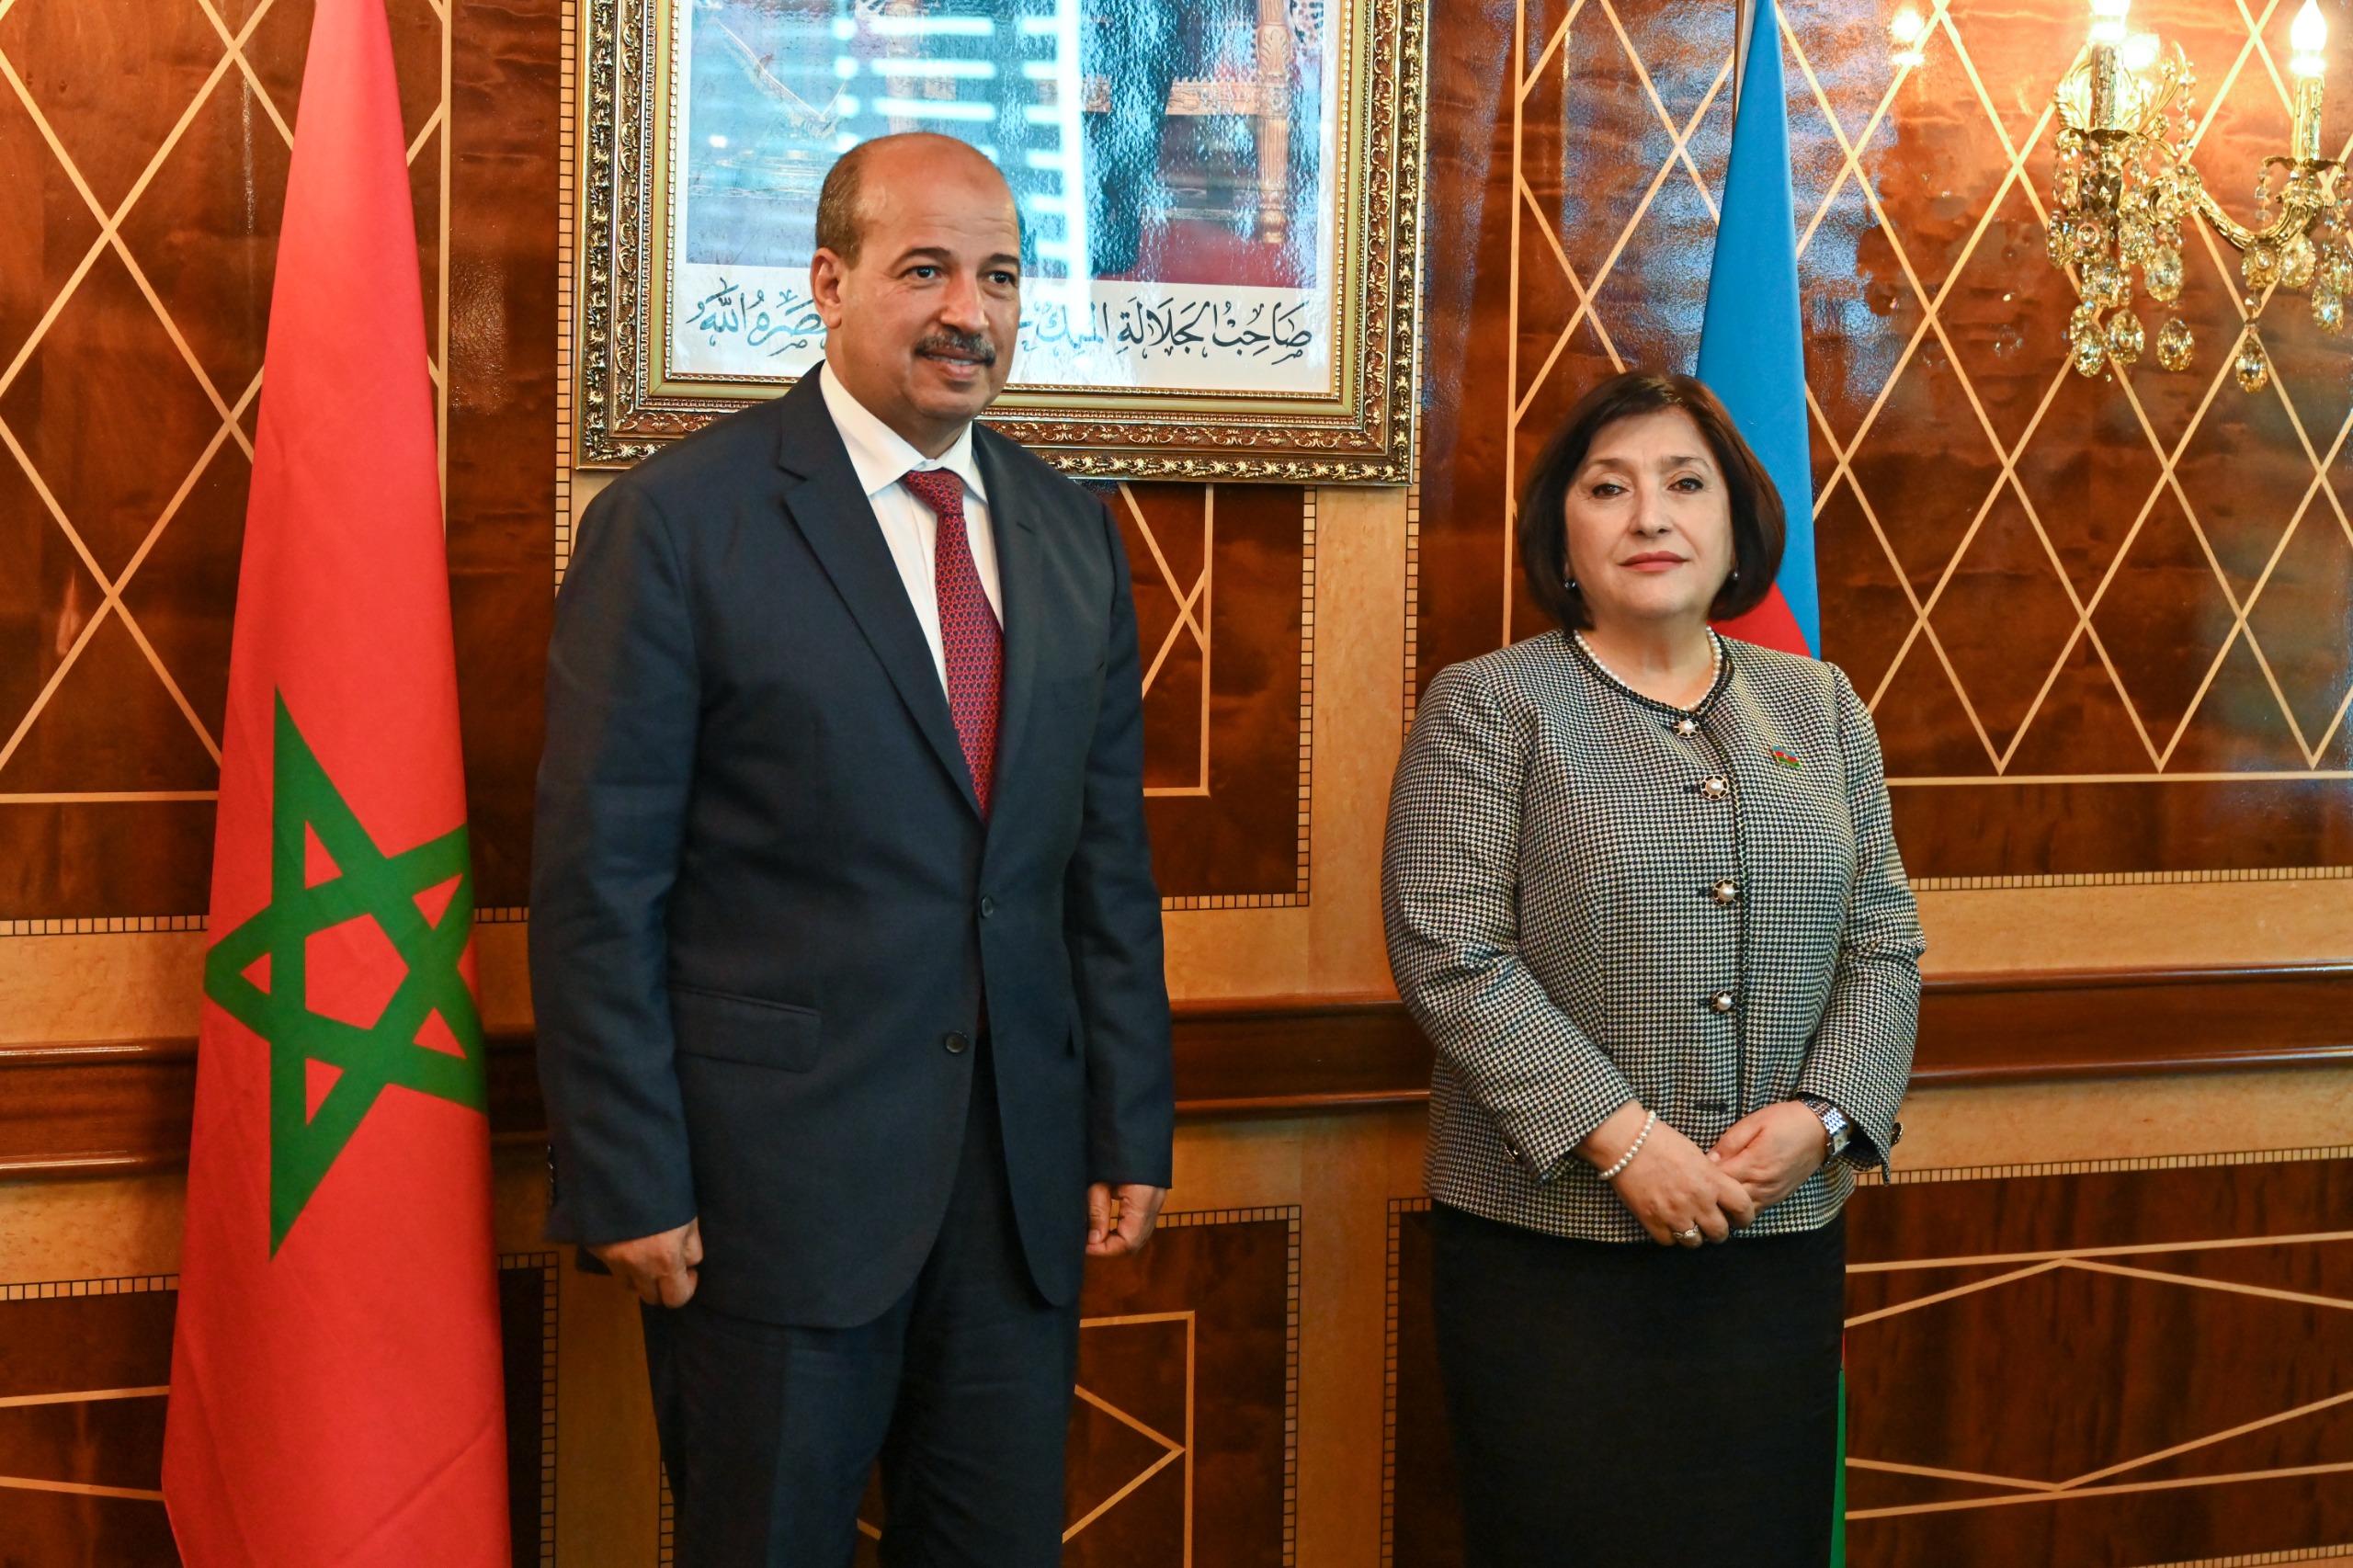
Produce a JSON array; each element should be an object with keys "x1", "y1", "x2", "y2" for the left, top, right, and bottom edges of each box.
[{"x1": 1574, "y1": 629, "x2": 1722, "y2": 710}]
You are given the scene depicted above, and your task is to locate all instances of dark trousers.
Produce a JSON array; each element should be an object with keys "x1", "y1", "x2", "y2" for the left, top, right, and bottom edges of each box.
[
  {"x1": 1430, "y1": 1203, "x2": 1847, "y2": 1568},
  {"x1": 644, "y1": 1050, "x2": 1079, "y2": 1568}
]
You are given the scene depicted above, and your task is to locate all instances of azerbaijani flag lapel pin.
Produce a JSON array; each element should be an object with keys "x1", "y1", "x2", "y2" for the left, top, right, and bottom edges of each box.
[{"x1": 1768, "y1": 747, "x2": 1803, "y2": 771}]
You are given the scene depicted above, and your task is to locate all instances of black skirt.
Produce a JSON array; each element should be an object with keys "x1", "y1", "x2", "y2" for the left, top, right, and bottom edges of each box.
[{"x1": 1429, "y1": 1202, "x2": 1846, "y2": 1568}]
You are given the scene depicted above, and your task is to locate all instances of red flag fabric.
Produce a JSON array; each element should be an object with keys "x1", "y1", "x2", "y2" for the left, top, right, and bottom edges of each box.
[{"x1": 162, "y1": 0, "x2": 508, "y2": 1562}]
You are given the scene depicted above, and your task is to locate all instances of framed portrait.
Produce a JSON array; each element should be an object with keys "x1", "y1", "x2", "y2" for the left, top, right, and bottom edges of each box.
[{"x1": 577, "y1": 0, "x2": 1427, "y2": 480}]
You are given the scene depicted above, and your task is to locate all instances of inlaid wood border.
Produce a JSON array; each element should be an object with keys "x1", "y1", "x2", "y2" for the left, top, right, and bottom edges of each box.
[
  {"x1": 503, "y1": 1249, "x2": 563, "y2": 1568},
  {"x1": 1911, "y1": 866, "x2": 2353, "y2": 892},
  {"x1": 1856, "y1": 1142, "x2": 2353, "y2": 1189},
  {"x1": 1380, "y1": 1195, "x2": 1433, "y2": 1568},
  {"x1": 2134, "y1": 1546, "x2": 2353, "y2": 1568},
  {"x1": 0, "y1": 1272, "x2": 177, "y2": 1302}
]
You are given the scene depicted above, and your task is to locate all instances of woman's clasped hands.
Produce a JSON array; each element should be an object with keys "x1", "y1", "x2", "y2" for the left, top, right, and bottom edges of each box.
[{"x1": 1577, "y1": 1099, "x2": 1829, "y2": 1247}]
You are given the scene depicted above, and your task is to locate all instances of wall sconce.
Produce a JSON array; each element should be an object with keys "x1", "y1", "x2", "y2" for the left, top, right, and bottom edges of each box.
[{"x1": 2044, "y1": 0, "x2": 2346, "y2": 392}]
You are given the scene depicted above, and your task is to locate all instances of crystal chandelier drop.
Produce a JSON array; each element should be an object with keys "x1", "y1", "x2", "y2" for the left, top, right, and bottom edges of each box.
[{"x1": 2044, "y1": 0, "x2": 2347, "y2": 392}]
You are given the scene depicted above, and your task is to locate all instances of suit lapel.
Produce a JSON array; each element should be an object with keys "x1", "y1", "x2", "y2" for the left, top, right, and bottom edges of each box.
[
  {"x1": 773, "y1": 381, "x2": 982, "y2": 818},
  {"x1": 974, "y1": 430, "x2": 1043, "y2": 829}
]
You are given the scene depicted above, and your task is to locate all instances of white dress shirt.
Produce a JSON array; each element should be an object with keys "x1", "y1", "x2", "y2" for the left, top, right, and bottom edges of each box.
[{"x1": 818, "y1": 361, "x2": 1003, "y2": 696}]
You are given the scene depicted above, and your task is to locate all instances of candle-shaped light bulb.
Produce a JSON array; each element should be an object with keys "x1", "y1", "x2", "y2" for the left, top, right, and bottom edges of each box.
[
  {"x1": 1890, "y1": 6, "x2": 1927, "y2": 66},
  {"x1": 2290, "y1": 0, "x2": 2328, "y2": 159},
  {"x1": 2292, "y1": 0, "x2": 2328, "y2": 76},
  {"x1": 2089, "y1": 0, "x2": 2131, "y2": 46},
  {"x1": 2121, "y1": 31, "x2": 2161, "y2": 71}
]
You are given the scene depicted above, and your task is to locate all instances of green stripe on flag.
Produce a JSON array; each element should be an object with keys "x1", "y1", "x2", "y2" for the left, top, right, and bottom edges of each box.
[{"x1": 1830, "y1": 1361, "x2": 1848, "y2": 1567}]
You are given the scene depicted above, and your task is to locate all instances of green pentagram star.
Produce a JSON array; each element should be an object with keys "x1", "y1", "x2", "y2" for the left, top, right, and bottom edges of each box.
[{"x1": 203, "y1": 695, "x2": 486, "y2": 1252}]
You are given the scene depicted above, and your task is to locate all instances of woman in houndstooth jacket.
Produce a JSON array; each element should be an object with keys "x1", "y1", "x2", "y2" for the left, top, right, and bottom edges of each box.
[{"x1": 1383, "y1": 370, "x2": 1923, "y2": 1567}]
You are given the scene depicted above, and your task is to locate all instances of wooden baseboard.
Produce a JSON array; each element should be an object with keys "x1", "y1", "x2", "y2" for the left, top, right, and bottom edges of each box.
[{"x1": 8, "y1": 965, "x2": 2352, "y2": 1177}]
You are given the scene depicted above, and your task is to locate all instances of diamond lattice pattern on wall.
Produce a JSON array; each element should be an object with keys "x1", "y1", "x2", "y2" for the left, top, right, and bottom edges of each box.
[
  {"x1": 1493, "y1": 0, "x2": 2353, "y2": 795},
  {"x1": 0, "y1": 0, "x2": 450, "y2": 812}
]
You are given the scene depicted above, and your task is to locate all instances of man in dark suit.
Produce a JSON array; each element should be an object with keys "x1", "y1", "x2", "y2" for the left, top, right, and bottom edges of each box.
[{"x1": 530, "y1": 131, "x2": 1174, "y2": 1566}]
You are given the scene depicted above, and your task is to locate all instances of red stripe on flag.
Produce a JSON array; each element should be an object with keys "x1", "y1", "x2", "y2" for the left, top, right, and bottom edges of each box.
[{"x1": 1712, "y1": 583, "x2": 1813, "y2": 658}]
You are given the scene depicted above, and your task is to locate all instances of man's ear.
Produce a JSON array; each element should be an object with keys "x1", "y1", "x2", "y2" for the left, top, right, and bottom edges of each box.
[{"x1": 809, "y1": 248, "x2": 849, "y2": 326}]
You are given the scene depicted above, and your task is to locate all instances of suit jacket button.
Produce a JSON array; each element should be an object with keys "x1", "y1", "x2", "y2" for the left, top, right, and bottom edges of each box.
[
  {"x1": 1699, "y1": 776, "x2": 1730, "y2": 800},
  {"x1": 943, "y1": 1031, "x2": 971, "y2": 1054},
  {"x1": 1711, "y1": 879, "x2": 1739, "y2": 906},
  {"x1": 1675, "y1": 717, "x2": 1699, "y2": 736},
  {"x1": 1709, "y1": 991, "x2": 1735, "y2": 1014},
  {"x1": 980, "y1": 896, "x2": 996, "y2": 918}
]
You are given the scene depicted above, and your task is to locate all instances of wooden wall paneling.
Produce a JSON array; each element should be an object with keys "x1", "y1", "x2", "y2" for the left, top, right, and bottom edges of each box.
[
  {"x1": 1410, "y1": 0, "x2": 1518, "y2": 715},
  {"x1": 17, "y1": 964, "x2": 2353, "y2": 1176},
  {"x1": 553, "y1": 1239, "x2": 665, "y2": 1568},
  {"x1": 446, "y1": 0, "x2": 563, "y2": 910},
  {"x1": 834, "y1": 1208, "x2": 1300, "y2": 1567},
  {"x1": 0, "y1": 1278, "x2": 177, "y2": 1566},
  {"x1": 1384, "y1": 1154, "x2": 2353, "y2": 1567},
  {"x1": 0, "y1": 1257, "x2": 561, "y2": 1566},
  {"x1": 1842, "y1": 1155, "x2": 2353, "y2": 1566},
  {"x1": 1413, "y1": 0, "x2": 2353, "y2": 879},
  {"x1": 1107, "y1": 483, "x2": 1315, "y2": 907},
  {"x1": 0, "y1": 0, "x2": 562, "y2": 921}
]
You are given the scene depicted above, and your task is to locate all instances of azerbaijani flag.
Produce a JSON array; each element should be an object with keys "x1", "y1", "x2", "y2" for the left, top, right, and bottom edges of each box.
[
  {"x1": 161, "y1": 0, "x2": 510, "y2": 1561},
  {"x1": 1699, "y1": 0, "x2": 1818, "y2": 659},
  {"x1": 1703, "y1": 17, "x2": 1845, "y2": 1557}
]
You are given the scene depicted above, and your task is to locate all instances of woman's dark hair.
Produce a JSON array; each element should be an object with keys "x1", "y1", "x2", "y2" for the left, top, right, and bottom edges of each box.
[{"x1": 1517, "y1": 370, "x2": 1785, "y2": 632}]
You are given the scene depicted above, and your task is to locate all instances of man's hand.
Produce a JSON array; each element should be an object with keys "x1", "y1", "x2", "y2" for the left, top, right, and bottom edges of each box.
[
  {"x1": 1086, "y1": 1183, "x2": 1166, "y2": 1258},
  {"x1": 591, "y1": 1217, "x2": 703, "y2": 1307},
  {"x1": 1711, "y1": 1101, "x2": 1830, "y2": 1210}
]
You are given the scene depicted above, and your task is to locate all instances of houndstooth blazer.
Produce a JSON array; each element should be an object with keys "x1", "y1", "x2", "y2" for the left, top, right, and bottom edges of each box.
[{"x1": 1382, "y1": 630, "x2": 1924, "y2": 1243}]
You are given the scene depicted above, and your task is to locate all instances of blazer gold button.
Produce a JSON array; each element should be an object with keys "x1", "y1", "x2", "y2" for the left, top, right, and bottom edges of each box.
[
  {"x1": 1709, "y1": 991, "x2": 1735, "y2": 1014},
  {"x1": 943, "y1": 1031, "x2": 971, "y2": 1054},
  {"x1": 1700, "y1": 776, "x2": 1730, "y2": 799},
  {"x1": 1675, "y1": 717, "x2": 1699, "y2": 736},
  {"x1": 1711, "y1": 880, "x2": 1738, "y2": 905}
]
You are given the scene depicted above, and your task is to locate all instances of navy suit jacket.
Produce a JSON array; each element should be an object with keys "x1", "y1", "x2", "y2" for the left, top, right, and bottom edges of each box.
[{"x1": 530, "y1": 375, "x2": 1175, "y2": 1327}]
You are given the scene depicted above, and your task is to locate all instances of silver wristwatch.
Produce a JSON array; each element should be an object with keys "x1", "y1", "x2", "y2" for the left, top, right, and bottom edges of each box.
[{"x1": 1800, "y1": 1096, "x2": 1852, "y2": 1163}]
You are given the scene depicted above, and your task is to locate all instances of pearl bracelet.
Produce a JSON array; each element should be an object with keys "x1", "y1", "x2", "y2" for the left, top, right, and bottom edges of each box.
[{"x1": 1595, "y1": 1109, "x2": 1658, "y2": 1183}]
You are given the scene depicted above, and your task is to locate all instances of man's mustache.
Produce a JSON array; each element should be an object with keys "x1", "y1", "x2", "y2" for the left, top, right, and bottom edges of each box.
[{"x1": 915, "y1": 329, "x2": 997, "y2": 365}]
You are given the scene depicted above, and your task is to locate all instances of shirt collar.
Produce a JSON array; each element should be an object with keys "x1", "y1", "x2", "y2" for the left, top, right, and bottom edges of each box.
[{"x1": 818, "y1": 359, "x2": 988, "y2": 506}]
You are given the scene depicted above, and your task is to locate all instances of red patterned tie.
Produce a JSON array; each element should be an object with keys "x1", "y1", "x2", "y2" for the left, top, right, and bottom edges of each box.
[{"x1": 900, "y1": 468, "x2": 1002, "y2": 815}]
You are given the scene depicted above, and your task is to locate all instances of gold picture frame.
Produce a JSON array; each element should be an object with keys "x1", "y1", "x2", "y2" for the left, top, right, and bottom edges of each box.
[{"x1": 576, "y1": 0, "x2": 1426, "y2": 481}]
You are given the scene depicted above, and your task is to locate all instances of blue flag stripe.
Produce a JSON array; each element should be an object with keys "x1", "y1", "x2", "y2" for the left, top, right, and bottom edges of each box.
[{"x1": 1697, "y1": 0, "x2": 1818, "y2": 655}]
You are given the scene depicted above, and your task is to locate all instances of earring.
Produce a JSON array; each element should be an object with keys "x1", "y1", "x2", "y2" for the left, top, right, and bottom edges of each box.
[{"x1": 1564, "y1": 577, "x2": 1579, "y2": 591}]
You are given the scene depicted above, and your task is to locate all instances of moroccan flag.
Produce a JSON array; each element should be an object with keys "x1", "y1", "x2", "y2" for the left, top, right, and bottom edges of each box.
[
  {"x1": 160, "y1": 0, "x2": 509, "y2": 1562},
  {"x1": 1700, "y1": 0, "x2": 1819, "y2": 658}
]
